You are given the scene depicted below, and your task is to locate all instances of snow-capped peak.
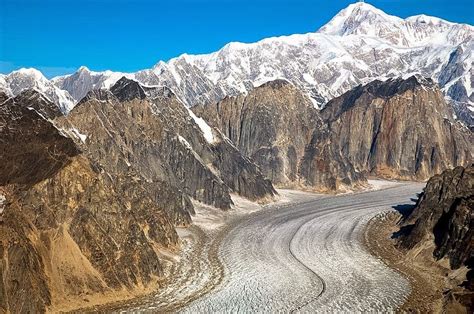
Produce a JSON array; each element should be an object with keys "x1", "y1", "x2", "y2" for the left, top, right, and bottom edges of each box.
[
  {"x1": 77, "y1": 65, "x2": 91, "y2": 73},
  {"x1": 318, "y1": 2, "x2": 472, "y2": 47},
  {"x1": 405, "y1": 14, "x2": 452, "y2": 26},
  {"x1": 318, "y1": 2, "x2": 402, "y2": 36},
  {"x1": 3, "y1": 68, "x2": 75, "y2": 113},
  {"x1": 2, "y1": 2, "x2": 473, "y2": 127},
  {"x1": 52, "y1": 66, "x2": 133, "y2": 102},
  {"x1": 11, "y1": 67, "x2": 47, "y2": 81}
]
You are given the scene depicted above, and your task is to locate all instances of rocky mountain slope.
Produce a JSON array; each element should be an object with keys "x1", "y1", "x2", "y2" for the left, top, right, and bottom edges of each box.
[
  {"x1": 0, "y1": 91, "x2": 180, "y2": 312},
  {"x1": 317, "y1": 75, "x2": 473, "y2": 180},
  {"x1": 398, "y1": 164, "x2": 473, "y2": 310},
  {"x1": 194, "y1": 76, "x2": 472, "y2": 188},
  {"x1": 39, "y1": 2, "x2": 473, "y2": 126},
  {"x1": 193, "y1": 79, "x2": 365, "y2": 191},
  {"x1": 58, "y1": 77, "x2": 276, "y2": 209},
  {"x1": 0, "y1": 78, "x2": 277, "y2": 311}
]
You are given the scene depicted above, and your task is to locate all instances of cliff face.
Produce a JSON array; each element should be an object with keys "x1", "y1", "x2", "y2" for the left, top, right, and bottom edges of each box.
[
  {"x1": 193, "y1": 80, "x2": 365, "y2": 191},
  {"x1": 0, "y1": 78, "x2": 277, "y2": 312},
  {"x1": 320, "y1": 76, "x2": 473, "y2": 180},
  {"x1": 0, "y1": 91, "x2": 179, "y2": 312},
  {"x1": 298, "y1": 125, "x2": 365, "y2": 190},
  {"x1": 399, "y1": 165, "x2": 473, "y2": 271},
  {"x1": 397, "y1": 165, "x2": 473, "y2": 309},
  {"x1": 59, "y1": 78, "x2": 275, "y2": 210}
]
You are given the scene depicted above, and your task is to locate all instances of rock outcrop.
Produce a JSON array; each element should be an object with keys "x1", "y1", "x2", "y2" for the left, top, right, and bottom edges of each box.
[
  {"x1": 0, "y1": 91, "x2": 179, "y2": 312},
  {"x1": 59, "y1": 77, "x2": 276, "y2": 209},
  {"x1": 398, "y1": 165, "x2": 473, "y2": 310},
  {"x1": 193, "y1": 80, "x2": 365, "y2": 191},
  {"x1": 319, "y1": 75, "x2": 473, "y2": 180}
]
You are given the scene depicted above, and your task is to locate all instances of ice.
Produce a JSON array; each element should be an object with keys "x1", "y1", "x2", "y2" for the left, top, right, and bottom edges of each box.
[{"x1": 186, "y1": 108, "x2": 215, "y2": 143}]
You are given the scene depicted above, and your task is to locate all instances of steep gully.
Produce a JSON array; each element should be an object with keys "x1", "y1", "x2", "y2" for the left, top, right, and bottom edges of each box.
[{"x1": 99, "y1": 182, "x2": 424, "y2": 312}]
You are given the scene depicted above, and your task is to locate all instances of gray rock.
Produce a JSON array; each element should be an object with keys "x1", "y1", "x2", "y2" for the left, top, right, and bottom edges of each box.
[{"x1": 319, "y1": 76, "x2": 473, "y2": 180}]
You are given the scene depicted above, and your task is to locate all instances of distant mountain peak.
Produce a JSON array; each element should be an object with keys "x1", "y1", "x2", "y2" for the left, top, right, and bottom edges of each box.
[
  {"x1": 2, "y1": 2, "x2": 472, "y2": 127},
  {"x1": 10, "y1": 67, "x2": 46, "y2": 80},
  {"x1": 3, "y1": 67, "x2": 74, "y2": 113},
  {"x1": 77, "y1": 66, "x2": 91, "y2": 73},
  {"x1": 318, "y1": 2, "x2": 402, "y2": 36},
  {"x1": 110, "y1": 76, "x2": 147, "y2": 102}
]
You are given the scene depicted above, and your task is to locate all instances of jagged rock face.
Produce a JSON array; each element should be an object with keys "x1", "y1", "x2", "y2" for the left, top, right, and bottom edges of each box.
[
  {"x1": 194, "y1": 80, "x2": 315, "y2": 185},
  {"x1": 193, "y1": 80, "x2": 364, "y2": 190},
  {"x1": 71, "y1": 87, "x2": 179, "y2": 191},
  {"x1": 0, "y1": 91, "x2": 9, "y2": 104},
  {"x1": 0, "y1": 209, "x2": 52, "y2": 313},
  {"x1": 399, "y1": 165, "x2": 473, "y2": 295},
  {"x1": 210, "y1": 131, "x2": 277, "y2": 201},
  {"x1": 9, "y1": 89, "x2": 63, "y2": 119},
  {"x1": 0, "y1": 94, "x2": 179, "y2": 312},
  {"x1": 0, "y1": 93, "x2": 77, "y2": 186},
  {"x1": 59, "y1": 80, "x2": 222, "y2": 212},
  {"x1": 320, "y1": 76, "x2": 473, "y2": 180},
  {"x1": 299, "y1": 125, "x2": 365, "y2": 190},
  {"x1": 59, "y1": 78, "x2": 275, "y2": 210}
]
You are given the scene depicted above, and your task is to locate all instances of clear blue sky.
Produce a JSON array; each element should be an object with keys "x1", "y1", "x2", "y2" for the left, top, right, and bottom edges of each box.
[{"x1": 1, "y1": 0, "x2": 472, "y2": 78}]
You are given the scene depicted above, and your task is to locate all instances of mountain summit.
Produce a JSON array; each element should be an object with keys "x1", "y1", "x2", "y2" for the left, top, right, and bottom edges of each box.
[
  {"x1": 319, "y1": 2, "x2": 403, "y2": 37},
  {"x1": 319, "y1": 2, "x2": 472, "y2": 46}
]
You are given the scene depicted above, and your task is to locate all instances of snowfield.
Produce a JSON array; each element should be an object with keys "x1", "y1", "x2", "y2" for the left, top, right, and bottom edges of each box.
[{"x1": 111, "y1": 182, "x2": 424, "y2": 312}]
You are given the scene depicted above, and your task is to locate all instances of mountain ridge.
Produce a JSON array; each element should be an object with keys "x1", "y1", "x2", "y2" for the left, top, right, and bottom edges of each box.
[{"x1": 1, "y1": 2, "x2": 472, "y2": 126}]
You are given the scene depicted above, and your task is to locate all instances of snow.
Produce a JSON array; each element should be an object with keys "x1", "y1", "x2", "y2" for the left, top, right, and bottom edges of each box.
[
  {"x1": 367, "y1": 179, "x2": 403, "y2": 191},
  {"x1": 186, "y1": 107, "x2": 216, "y2": 143},
  {"x1": 178, "y1": 135, "x2": 193, "y2": 150},
  {"x1": 192, "y1": 193, "x2": 267, "y2": 231},
  {"x1": 0, "y1": 194, "x2": 5, "y2": 214},
  {"x1": 3, "y1": 3, "x2": 473, "y2": 124},
  {"x1": 70, "y1": 127, "x2": 87, "y2": 143},
  {"x1": 183, "y1": 184, "x2": 422, "y2": 313},
  {"x1": 12, "y1": 68, "x2": 45, "y2": 80},
  {"x1": 26, "y1": 106, "x2": 48, "y2": 121},
  {"x1": 303, "y1": 73, "x2": 317, "y2": 85},
  {"x1": 51, "y1": 125, "x2": 88, "y2": 143},
  {"x1": 4, "y1": 68, "x2": 75, "y2": 113},
  {"x1": 167, "y1": 59, "x2": 183, "y2": 86},
  {"x1": 319, "y1": 2, "x2": 403, "y2": 35},
  {"x1": 406, "y1": 14, "x2": 454, "y2": 26},
  {"x1": 253, "y1": 77, "x2": 292, "y2": 88}
]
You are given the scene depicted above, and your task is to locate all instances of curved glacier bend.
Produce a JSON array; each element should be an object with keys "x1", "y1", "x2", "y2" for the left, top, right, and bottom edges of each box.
[{"x1": 182, "y1": 183, "x2": 424, "y2": 312}]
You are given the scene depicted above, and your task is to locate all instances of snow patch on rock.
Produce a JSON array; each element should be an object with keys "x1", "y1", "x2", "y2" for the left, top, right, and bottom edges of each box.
[{"x1": 186, "y1": 108, "x2": 215, "y2": 143}]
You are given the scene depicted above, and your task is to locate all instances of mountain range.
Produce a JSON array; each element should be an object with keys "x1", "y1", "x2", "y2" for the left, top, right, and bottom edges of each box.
[
  {"x1": 0, "y1": 2, "x2": 473, "y2": 312},
  {"x1": 1, "y1": 2, "x2": 473, "y2": 127}
]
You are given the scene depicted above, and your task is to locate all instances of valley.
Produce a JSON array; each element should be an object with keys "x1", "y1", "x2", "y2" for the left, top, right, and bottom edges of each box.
[
  {"x1": 0, "y1": 1, "x2": 472, "y2": 312},
  {"x1": 95, "y1": 182, "x2": 424, "y2": 312}
]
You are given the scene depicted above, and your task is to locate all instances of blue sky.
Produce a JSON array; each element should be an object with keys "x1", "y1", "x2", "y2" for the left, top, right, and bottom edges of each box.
[{"x1": 1, "y1": 0, "x2": 472, "y2": 78}]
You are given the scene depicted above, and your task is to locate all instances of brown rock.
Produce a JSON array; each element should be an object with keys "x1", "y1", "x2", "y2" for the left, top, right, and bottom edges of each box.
[
  {"x1": 320, "y1": 76, "x2": 473, "y2": 180},
  {"x1": 397, "y1": 164, "x2": 474, "y2": 310},
  {"x1": 0, "y1": 92, "x2": 179, "y2": 312},
  {"x1": 59, "y1": 77, "x2": 275, "y2": 210},
  {"x1": 193, "y1": 79, "x2": 365, "y2": 191}
]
